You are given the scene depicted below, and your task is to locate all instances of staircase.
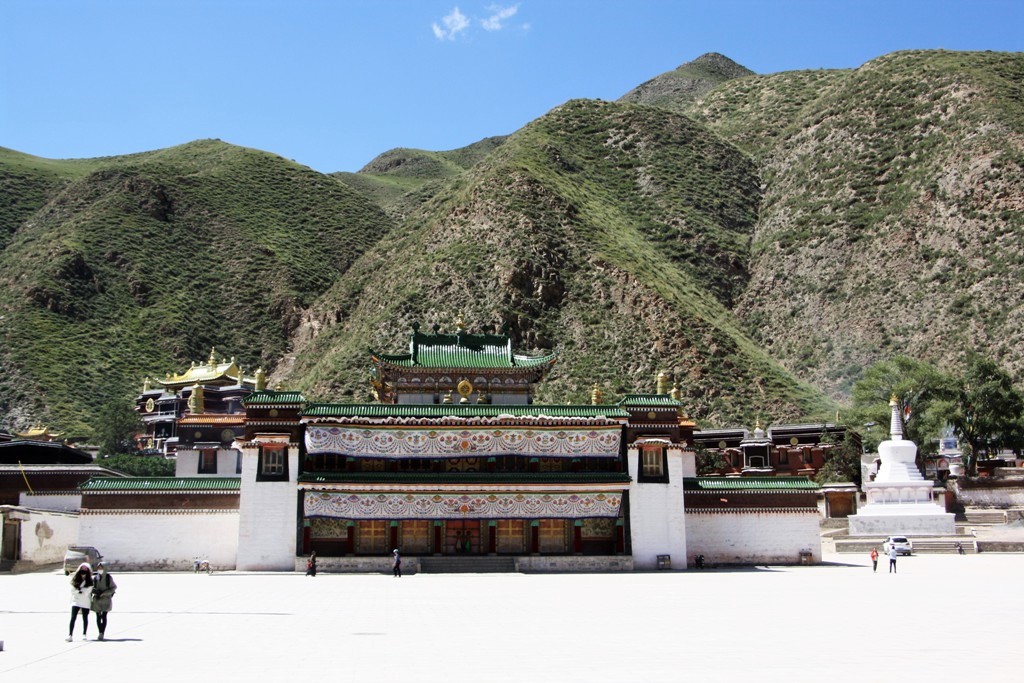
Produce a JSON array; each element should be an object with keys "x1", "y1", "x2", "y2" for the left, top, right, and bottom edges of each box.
[
  {"x1": 834, "y1": 537, "x2": 976, "y2": 554},
  {"x1": 418, "y1": 556, "x2": 518, "y2": 574},
  {"x1": 964, "y1": 509, "x2": 1008, "y2": 525}
]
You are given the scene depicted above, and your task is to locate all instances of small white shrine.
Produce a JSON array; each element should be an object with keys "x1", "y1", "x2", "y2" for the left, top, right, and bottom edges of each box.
[{"x1": 848, "y1": 396, "x2": 955, "y2": 536}]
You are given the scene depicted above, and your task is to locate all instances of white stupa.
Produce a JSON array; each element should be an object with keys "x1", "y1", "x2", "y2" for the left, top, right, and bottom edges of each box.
[{"x1": 848, "y1": 396, "x2": 955, "y2": 536}]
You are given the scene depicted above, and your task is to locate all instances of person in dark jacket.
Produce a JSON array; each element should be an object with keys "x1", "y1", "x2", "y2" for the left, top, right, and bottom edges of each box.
[
  {"x1": 392, "y1": 549, "x2": 402, "y2": 578},
  {"x1": 67, "y1": 562, "x2": 93, "y2": 641},
  {"x1": 91, "y1": 561, "x2": 117, "y2": 641},
  {"x1": 306, "y1": 551, "x2": 317, "y2": 577}
]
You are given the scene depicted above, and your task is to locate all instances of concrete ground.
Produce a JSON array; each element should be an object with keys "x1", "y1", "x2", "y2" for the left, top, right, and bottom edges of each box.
[{"x1": 2, "y1": 551, "x2": 1020, "y2": 683}]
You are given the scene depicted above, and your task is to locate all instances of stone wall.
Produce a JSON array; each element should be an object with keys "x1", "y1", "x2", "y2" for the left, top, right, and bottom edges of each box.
[
  {"x1": 19, "y1": 491, "x2": 81, "y2": 513},
  {"x1": 954, "y1": 482, "x2": 1024, "y2": 507},
  {"x1": 685, "y1": 511, "x2": 822, "y2": 565},
  {"x1": 296, "y1": 556, "x2": 416, "y2": 573},
  {"x1": 515, "y1": 555, "x2": 634, "y2": 572},
  {"x1": 236, "y1": 446, "x2": 300, "y2": 570},
  {"x1": 4, "y1": 508, "x2": 79, "y2": 566},
  {"x1": 78, "y1": 509, "x2": 239, "y2": 570}
]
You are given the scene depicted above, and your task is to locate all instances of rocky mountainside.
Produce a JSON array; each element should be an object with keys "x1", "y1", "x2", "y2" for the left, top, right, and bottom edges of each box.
[
  {"x1": 2, "y1": 49, "x2": 1022, "y2": 439},
  {"x1": 683, "y1": 50, "x2": 1024, "y2": 396}
]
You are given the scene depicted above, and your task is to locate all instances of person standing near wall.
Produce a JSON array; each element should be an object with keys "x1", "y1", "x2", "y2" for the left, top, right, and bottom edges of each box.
[
  {"x1": 67, "y1": 562, "x2": 93, "y2": 641},
  {"x1": 306, "y1": 550, "x2": 317, "y2": 577},
  {"x1": 91, "y1": 561, "x2": 117, "y2": 641},
  {"x1": 392, "y1": 549, "x2": 402, "y2": 578}
]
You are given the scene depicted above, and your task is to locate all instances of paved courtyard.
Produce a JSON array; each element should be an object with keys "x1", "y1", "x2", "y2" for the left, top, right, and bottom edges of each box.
[{"x1": 2, "y1": 551, "x2": 1020, "y2": 682}]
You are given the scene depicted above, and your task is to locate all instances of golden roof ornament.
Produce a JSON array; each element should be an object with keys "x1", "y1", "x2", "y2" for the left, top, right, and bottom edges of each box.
[
  {"x1": 274, "y1": 381, "x2": 283, "y2": 391},
  {"x1": 442, "y1": 390, "x2": 454, "y2": 404},
  {"x1": 208, "y1": 347, "x2": 217, "y2": 368},
  {"x1": 455, "y1": 314, "x2": 466, "y2": 333},
  {"x1": 591, "y1": 383, "x2": 603, "y2": 406},
  {"x1": 669, "y1": 382, "x2": 681, "y2": 401},
  {"x1": 889, "y1": 394, "x2": 899, "y2": 406},
  {"x1": 143, "y1": 376, "x2": 151, "y2": 392},
  {"x1": 457, "y1": 379, "x2": 473, "y2": 398},
  {"x1": 254, "y1": 367, "x2": 266, "y2": 392},
  {"x1": 656, "y1": 371, "x2": 669, "y2": 396}
]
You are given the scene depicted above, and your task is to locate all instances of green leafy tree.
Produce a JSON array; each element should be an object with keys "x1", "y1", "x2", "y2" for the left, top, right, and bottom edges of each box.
[
  {"x1": 94, "y1": 400, "x2": 143, "y2": 456},
  {"x1": 98, "y1": 453, "x2": 175, "y2": 477},
  {"x1": 815, "y1": 431, "x2": 862, "y2": 486},
  {"x1": 694, "y1": 444, "x2": 729, "y2": 475},
  {"x1": 850, "y1": 356, "x2": 953, "y2": 455},
  {"x1": 947, "y1": 355, "x2": 1024, "y2": 476}
]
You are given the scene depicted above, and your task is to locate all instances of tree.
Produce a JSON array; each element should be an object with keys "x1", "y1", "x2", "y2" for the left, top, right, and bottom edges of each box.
[
  {"x1": 850, "y1": 356, "x2": 953, "y2": 455},
  {"x1": 815, "y1": 431, "x2": 862, "y2": 486},
  {"x1": 694, "y1": 444, "x2": 729, "y2": 475},
  {"x1": 946, "y1": 355, "x2": 1024, "y2": 476},
  {"x1": 94, "y1": 400, "x2": 143, "y2": 456},
  {"x1": 99, "y1": 453, "x2": 175, "y2": 477}
]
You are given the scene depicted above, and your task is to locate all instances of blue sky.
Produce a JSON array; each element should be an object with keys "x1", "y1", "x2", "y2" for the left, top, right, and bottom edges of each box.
[{"x1": 2, "y1": 0, "x2": 1022, "y2": 173}]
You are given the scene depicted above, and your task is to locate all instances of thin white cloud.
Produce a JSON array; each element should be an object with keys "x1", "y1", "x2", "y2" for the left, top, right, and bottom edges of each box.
[
  {"x1": 432, "y1": 7, "x2": 470, "y2": 40},
  {"x1": 481, "y1": 4, "x2": 519, "y2": 31}
]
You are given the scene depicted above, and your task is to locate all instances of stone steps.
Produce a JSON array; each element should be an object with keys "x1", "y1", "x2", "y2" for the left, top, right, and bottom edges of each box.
[
  {"x1": 963, "y1": 510, "x2": 1009, "y2": 525},
  {"x1": 834, "y1": 538, "x2": 976, "y2": 554},
  {"x1": 418, "y1": 556, "x2": 518, "y2": 574}
]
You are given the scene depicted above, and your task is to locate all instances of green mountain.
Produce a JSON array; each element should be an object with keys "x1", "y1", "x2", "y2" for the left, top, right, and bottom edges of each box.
[
  {"x1": 684, "y1": 50, "x2": 1024, "y2": 396},
  {"x1": 619, "y1": 52, "x2": 755, "y2": 110},
  {"x1": 0, "y1": 141, "x2": 392, "y2": 436},
  {"x1": 2, "y1": 49, "x2": 1022, "y2": 440},
  {"x1": 281, "y1": 99, "x2": 833, "y2": 424}
]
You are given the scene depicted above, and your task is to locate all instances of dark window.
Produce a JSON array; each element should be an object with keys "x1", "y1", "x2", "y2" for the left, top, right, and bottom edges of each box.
[
  {"x1": 638, "y1": 447, "x2": 669, "y2": 483},
  {"x1": 257, "y1": 444, "x2": 289, "y2": 481},
  {"x1": 198, "y1": 449, "x2": 217, "y2": 474}
]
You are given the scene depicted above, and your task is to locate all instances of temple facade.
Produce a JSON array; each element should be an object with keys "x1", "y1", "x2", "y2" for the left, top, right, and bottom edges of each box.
[{"x1": 80, "y1": 324, "x2": 826, "y2": 571}]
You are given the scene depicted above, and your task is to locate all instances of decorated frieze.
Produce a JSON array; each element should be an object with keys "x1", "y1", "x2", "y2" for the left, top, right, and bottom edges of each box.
[
  {"x1": 305, "y1": 425, "x2": 621, "y2": 459},
  {"x1": 304, "y1": 491, "x2": 623, "y2": 520}
]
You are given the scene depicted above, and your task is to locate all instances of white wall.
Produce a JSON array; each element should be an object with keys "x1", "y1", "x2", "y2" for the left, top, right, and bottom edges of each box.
[
  {"x1": 19, "y1": 492, "x2": 81, "y2": 513},
  {"x1": 78, "y1": 510, "x2": 239, "y2": 570},
  {"x1": 685, "y1": 511, "x2": 822, "y2": 565},
  {"x1": 236, "y1": 445, "x2": 299, "y2": 571},
  {"x1": 176, "y1": 448, "x2": 241, "y2": 477},
  {"x1": 627, "y1": 447, "x2": 688, "y2": 569},
  {"x1": 5, "y1": 509, "x2": 80, "y2": 565}
]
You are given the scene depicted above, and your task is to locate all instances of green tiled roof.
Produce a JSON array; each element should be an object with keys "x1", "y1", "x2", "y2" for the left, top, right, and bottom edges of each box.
[
  {"x1": 80, "y1": 477, "x2": 241, "y2": 491},
  {"x1": 618, "y1": 394, "x2": 682, "y2": 407},
  {"x1": 372, "y1": 331, "x2": 556, "y2": 370},
  {"x1": 684, "y1": 476, "x2": 819, "y2": 492},
  {"x1": 244, "y1": 390, "x2": 306, "y2": 406},
  {"x1": 300, "y1": 472, "x2": 631, "y2": 485},
  {"x1": 303, "y1": 403, "x2": 629, "y2": 419}
]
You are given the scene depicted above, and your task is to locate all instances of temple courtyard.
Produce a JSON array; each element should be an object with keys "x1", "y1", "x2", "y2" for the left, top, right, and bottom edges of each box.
[{"x1": 2, "y1": 551, "x2": 1020, "y2": 682}]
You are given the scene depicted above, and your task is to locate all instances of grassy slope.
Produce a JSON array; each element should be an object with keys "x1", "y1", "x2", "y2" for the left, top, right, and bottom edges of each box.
[
  {"x1": 0, "y1": 140, "x2": 393, "y2": 436},
  {"x1": 283, "y1": 100, "x2": 835, "y2": 425},
  {"x1": 689, "y1": 50, "x2": 1024, "y2": 395},
  {"x1": 619, "y1": 53, "x2": 755, "y2": 111},
  {"x1": 332, "y1": 136, "x2": 508, "y2": 217}
]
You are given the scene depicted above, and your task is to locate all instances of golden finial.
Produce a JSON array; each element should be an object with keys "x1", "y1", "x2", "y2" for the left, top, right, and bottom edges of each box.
[
  {"x1": 274, "y1": 381, "x2": 283, "y2": 392},
  {"x1": 442, "y1": 390, "x2": 454, "y2": 404},
  {"x1": 591, "y1": 383, "x2": 603, "y2": 405},
  {"x1": 889, "y1": 394, "x2": 899, "y2": 406},
  {"x1": 669, "y1": 382, "x2": 681, "y2": 401},
  {"x1": 143, "y1": 376, "x2": 151, "y2": 392},
  {"x1": 656, "y1": 371, "x2": 669, "y2": 395},
  {"x1": 455, "y1": 314, "x2": 466, "y2": 332},
  {"x1": 208, "y1": 347, "x2": 217, "y2": 368},
  {"x1": 255, "y1": 367, "x2": 266, "y2": 391}
]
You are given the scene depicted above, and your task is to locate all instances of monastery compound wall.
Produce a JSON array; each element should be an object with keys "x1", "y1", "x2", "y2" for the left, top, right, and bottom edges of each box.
[
  {"x1": 78, "y1": 509, "x2": 239, "y2": 570},
  {"x1": 685, "y1": 511, "x2": 821, "y2": 565}
]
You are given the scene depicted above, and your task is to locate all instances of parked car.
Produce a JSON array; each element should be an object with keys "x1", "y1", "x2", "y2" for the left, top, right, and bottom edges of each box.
[
  {"x1": 63, "y1": 546, "x2": 103, "y2": 575},
  {"x1": 882, "y1": 536, "x2": 913, "y2": 556}
]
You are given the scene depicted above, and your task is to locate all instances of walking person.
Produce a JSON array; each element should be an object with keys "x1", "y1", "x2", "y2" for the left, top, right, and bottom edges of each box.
[
  {"x1": 90, "y1": 561, "x2": 117, "y2": 641},
  {"x1": 870, "y1": 547, "x2": 879, "y2": 573},
  {"x1": 392, "y1": 549, "x2": 402, "y2": 578},
  {"x1": 888, "y1": 544, "x2": 898, "y2": 573},
  {"x1": 306, "y1": 550, "x2": 317, "y2": 577},
  {"x1": 67, "y1": 562, "x2": 93, "y2": 641}
]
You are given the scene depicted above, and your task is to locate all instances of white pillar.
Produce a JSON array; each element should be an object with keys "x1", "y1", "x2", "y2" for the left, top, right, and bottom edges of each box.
[
  {"x1": 236, "y1": 442, "x2": 299, "y2": 571},
  {"x1": 627, "y1": 446, "x2": 688, "y2": 569}
]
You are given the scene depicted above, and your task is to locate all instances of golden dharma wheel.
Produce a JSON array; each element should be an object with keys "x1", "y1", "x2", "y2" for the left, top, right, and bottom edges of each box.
[{"x1": 457, "y1": 379, "x2": 474, "y2": 398}]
